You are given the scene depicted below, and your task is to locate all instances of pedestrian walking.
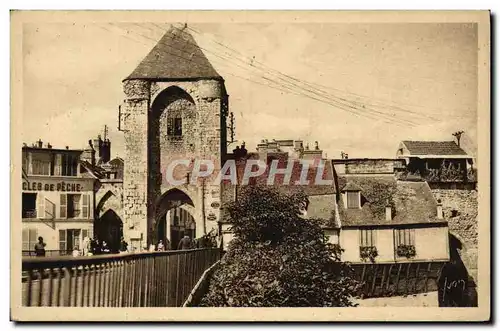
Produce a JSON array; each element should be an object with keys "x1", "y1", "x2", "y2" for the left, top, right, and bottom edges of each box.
[
  {"x1": 101, "y1": 241, "x2": 111, "y2": 254},
  {"x1": 92, "y1": 239, "x2": 101, "y2": 255},
  {"x1": 119, "y1": 237, "x2": 128, "y2": 253},
  {"x1": 72, "y1": 246, "x2": 81, "y2": 257},
  {"x1": 177, "y1": 235, "x2": 192, "y2": 250},
  {"x1": 157, "y1": 240, "x2": 165, "y2": 251},
  {"x1": 34, "y1": 236, "x2": 46, "y2": 257}
]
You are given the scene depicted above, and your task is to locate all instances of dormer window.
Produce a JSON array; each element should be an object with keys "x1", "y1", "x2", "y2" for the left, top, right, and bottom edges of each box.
[
  {"x1": 346, "y1": 191, "x2": 360, "y2": 209},
  {"x1": 342, "y1": 182, "x2": 362, "y2": 209}
]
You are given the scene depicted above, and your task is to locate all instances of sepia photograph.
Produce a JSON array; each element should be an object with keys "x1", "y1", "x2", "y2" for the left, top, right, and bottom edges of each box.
[{"x1": 10, "y1": 10, "x2": 490, "y2": 322}]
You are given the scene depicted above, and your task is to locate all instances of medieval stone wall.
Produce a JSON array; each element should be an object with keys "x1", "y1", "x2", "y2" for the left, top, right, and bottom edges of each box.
[
  {"x1": 122, "y1": 80, "x2": 151, "y2": 243},
  {"x1": 121, "y1": 79, "x2": 226, "y2": 245},
  {"x1": 430, "y1": 187, "x2": 478, "y2": 282}
]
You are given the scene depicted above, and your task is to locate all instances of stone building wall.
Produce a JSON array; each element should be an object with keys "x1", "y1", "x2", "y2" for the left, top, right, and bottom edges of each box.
[
  {"x1": 122, "y1": 80, "x2": 150, "y2": 243},
  {"x1": 430, "y1": 187, "x2": 478, "y2": 282},
  {"x1": 340, "y1": 159, "x2": 397, "y2": 174}
]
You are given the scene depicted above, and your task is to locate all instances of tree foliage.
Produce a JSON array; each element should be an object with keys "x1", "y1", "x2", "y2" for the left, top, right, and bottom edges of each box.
[{"x1": 200, "y1": 186, "x2": 362, "y2": 307}]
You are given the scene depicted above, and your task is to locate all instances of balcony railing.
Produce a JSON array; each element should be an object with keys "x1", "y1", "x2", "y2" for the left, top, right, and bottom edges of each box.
[
  {"x1": 21, "y1": 248, "x2": 220, "y2": 307},
  {"x1": 23, "y1": 250, "x2": 72, "y2": 257},
  {"x1": 22, "y1": 210, "x2": 37, "y2": 218}
]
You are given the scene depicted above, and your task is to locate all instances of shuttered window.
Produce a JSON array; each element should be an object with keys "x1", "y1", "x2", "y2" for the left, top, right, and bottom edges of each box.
[
  {"x1": 59, "y1": 229, "x2": 66, "y2": 251},
  {"x1": 360, "y1": 228, "x2": 375, "y2": 247},
  {"x1": 44, "y1": 198, "x2": 55, "y2": 219},
  {"x1": 82, "y1": 194, "x2": 90, "y2": 219},
  {"x1": 347, "y1": 191, "x2": 360, "y2": 209},
  {"x1": 60, "y1": 194, "x2": 67, "y2": 218},
  {"x1": 23, "y1": 228, "x2": 38, "y2": 251},
  {"x1": 37, "y1": 194, "x2": 45, "y2": 219},
  {"x1": 395, "y1": 228, "x2": 415, "y2": 246}
]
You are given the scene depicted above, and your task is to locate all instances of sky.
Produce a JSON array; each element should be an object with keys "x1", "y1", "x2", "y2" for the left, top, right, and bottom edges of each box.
[{"x1": 22, "y1": 22, "x2": 478, "y2": 159}]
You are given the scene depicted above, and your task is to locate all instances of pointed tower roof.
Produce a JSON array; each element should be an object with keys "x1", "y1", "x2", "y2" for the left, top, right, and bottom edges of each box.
[{"x1": 124, "y1": 25, "x2": 222, "y2": 81}]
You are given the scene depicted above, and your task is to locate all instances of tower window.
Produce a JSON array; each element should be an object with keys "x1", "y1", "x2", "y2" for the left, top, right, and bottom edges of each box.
[{"x1": 167, "y1": 117, "x2": 182, "y2": 136}]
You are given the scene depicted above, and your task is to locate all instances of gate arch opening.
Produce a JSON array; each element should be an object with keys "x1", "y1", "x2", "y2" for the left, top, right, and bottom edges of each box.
[
  {"x1": 155, "y1": 188, "x2": 196, "y2": 250},
  {"x1": 96, "y1": 209, "x2": 123, "y2": 253}
]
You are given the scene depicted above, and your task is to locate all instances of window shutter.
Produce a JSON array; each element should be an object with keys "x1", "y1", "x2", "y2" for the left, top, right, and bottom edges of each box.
[
  {"x1": 60, "y1": 194, "x2": 67, "y2": 219},
  {"x1": 59, "y1": 229, "x2": 66, "y2": 251},
  {"x1": 347, "y1": 192, "x2": 360, "y2": 209},
  {"x1": 54, "y1": 154, "x2": 62, "y2": 176},
  {"x1": 167, "y1": 118, "x2": 174, "y2": 135},
  {"x1": 29, "y1": 229, "x2": 37, "y2": 250},
  {"x1": 410, "y1": 229, "x2": 415, "y2": 246},
  {"x1": 22, "y1": 229, "x2": 29, "y2": 250},
  {"x1": 82, "y1": 229, "x2": 88, "y2": 240},
  {"x1": 36, "y1": 194, "x2": 45, "y2": 219},
  {"x1": 82, "y1": 194, "x2": 89, "y2": 219},
  {"x1": 44, "y1": 198, "x2": 55, "y2": 219}
]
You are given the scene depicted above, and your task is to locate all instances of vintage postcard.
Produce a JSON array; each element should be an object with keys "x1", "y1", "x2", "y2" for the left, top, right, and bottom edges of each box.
[{"x1": 10, "y1": 10, "x2": 490, "y2": 322}]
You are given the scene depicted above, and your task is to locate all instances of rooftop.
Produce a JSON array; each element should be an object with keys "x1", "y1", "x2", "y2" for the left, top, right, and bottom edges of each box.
[
  {"x1": 400, "y1": 140, "x2": 468, "y2": 157},
  {"x1": 125, "y1": 25, "x2": 222, "y2": 81},
  {"x1": 337, "y1": 175, "x2": 445, "y2": 227}
]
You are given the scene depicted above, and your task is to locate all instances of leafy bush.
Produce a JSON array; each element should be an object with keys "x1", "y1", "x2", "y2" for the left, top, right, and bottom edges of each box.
[{"x1": 199, "y1": 186, "x2": 362, "y2": 307}]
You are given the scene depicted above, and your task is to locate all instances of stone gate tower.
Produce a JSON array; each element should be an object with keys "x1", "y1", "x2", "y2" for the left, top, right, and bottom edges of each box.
[{"x1": 119, "y1": 25, "x2": 228, "y2": 248}]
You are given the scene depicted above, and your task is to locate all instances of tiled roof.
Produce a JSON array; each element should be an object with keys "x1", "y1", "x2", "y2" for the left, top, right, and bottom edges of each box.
[
  {"x1": 79, "y1": 160, "x2": 107, "y2": 179},
  {"x1": 338, "y1": 175, "x2": 445, "y2": 227},
  {"x1": 341, "y1": 182, "x2": 363, "y2": 191},
  {"x1": 219, "y1": 152, "x2": 338, "y2": 225},
  {"x1": 402, "y1": 141, "x2": 468, "y2": 156},
  {"x1": 307, "y1": 194, "x2": 339, "y2": 228},
  {"x1": 125, "y1": 26, "x2": 222, "y2": 81}
]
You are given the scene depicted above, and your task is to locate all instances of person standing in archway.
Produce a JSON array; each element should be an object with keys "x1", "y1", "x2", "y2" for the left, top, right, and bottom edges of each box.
[
  {"x1": 119, "y1": 237, "x2": 128, "y2": 253},
  {"x1": 177, "y1": 235, "x2": 192, "y2": 250}
]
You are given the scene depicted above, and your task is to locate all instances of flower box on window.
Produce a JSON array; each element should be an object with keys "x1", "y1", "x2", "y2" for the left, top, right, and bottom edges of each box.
[
  {"x1": 396, "y1": 244, "x2": 416, "y2": 258},
  {"x1": 359, "y1": 246, "x2": 378, "y2": 262}
]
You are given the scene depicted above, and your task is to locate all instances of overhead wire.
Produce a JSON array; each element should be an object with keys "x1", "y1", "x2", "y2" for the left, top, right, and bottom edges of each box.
[{"x1": 111, "y1": 23, "x2": 418, "y2": 127}]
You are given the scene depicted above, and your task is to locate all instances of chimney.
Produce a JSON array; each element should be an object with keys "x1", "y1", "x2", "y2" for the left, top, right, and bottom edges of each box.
[
  {"x1": 65, "y1": 146, "x2": 69, "y2": 150},
  {"x1": 47, "y1": 143, "x2": 52, "y2": 149},
  {"x1": 385, "y1": 200, "x2": 392, "y2": 221},
  {"x1": 437, "y1": 199, "x2": 443, "y2": 219},
  {"x1": 314, "y1": 141, "x2": 319, "y2": 150},
  {"x1": 452, "y1": 130, "x2": 464, "y2": 148},
  {"x1": 294, "y1": 140, "x2": 303, "y2": 150},
  {"x1": 37, "y1": 139, "x2": 43, "y2": 148}
]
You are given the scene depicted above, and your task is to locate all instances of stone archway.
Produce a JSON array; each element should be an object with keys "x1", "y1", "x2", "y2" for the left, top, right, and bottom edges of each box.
[
  {"x1": 96, "y1": 209, "x2": 123, "y2": 253},
  {"x1": 155, "y1": 188, "x2": 196, "y2": 250}
]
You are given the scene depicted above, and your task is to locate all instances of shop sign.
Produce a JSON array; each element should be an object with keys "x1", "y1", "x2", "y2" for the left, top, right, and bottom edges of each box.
[{"x1": 22, "y1": 180, "x2": 84, "y2": 192}]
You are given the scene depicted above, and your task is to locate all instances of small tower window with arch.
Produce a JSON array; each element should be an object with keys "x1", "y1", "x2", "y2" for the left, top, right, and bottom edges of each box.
[{"x1": 167, "y1": 117, "x2": 182, "y2": 137}]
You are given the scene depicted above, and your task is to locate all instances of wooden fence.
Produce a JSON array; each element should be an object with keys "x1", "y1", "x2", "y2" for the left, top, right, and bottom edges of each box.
[{"x1": 22, "y1": 248, "x2": 220, "y2": 307}]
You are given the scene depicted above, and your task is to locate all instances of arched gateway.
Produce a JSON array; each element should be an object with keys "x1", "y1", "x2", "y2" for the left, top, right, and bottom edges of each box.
[
  {"x1": 119, "y1": 25, "x2": 229, "y2": 247},
  {"x1": 155, "y1": 188, "x2": 196, "y2": 250}
]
